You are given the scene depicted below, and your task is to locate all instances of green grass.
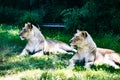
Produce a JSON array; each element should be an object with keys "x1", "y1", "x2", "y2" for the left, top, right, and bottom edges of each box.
[
  {"x1": 94, "y1": 33, "x2": 120, "y2": 53},
  {"x1": 0, "y1": 24, "x2": 120, "y2": 80}
]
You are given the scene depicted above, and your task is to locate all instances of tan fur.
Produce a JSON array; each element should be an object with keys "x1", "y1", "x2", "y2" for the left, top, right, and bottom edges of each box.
[
  {"x1": 68, "y1": 30, "x2": 120, "y2": 69},
  {"x1": 19, "y1": 22, "x2": 76, "y2": 57},
  {"x1": 95, "y1": 48, "x2": 120, "y2": 68},
  {"x1": 68, "y1": 30, "x2": 97, "y2": 69}
]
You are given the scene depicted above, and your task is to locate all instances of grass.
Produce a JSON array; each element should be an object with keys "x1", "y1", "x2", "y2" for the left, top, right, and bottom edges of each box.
[{"x1": 0, "y1": 24, "x2": 120, "y2": 80}]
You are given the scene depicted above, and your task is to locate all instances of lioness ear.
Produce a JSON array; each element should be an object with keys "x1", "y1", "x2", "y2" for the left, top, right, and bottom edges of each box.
[
  {"x1": 37, "y1": 24, "x2": 40, "y2": 30},
  {"x1": 27, "y1": 22, "x2": 33, "y2": 30},
  {"x1": 76, "y1": 29, "x2": 80, "y2": 33},
  {"x1": 81, "y1": 31, "x2": 87, "y2": 38}
]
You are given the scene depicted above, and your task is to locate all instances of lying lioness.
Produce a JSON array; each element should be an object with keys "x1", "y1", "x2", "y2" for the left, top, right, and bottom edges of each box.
[
  {"x1": 19, "y1": 22, "x2": 76, "y2": 57},
  {"x1": 68, "y1": 30, "x2": 120, "y2": 69}
]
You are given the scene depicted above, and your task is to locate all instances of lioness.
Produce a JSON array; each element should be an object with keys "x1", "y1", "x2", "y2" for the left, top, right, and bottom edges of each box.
[
  {"x1": 19, "y1": 22, "x2": 76, "y2": 57},
  {"x1": 68, "y1": 30, "x2": 120, "y2": 69}
]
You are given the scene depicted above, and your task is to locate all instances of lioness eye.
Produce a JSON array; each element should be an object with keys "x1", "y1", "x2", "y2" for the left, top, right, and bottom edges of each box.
[
  {"x1": 24, "y1": 29, "x2": 27, "y2": 32},
  {"x1": 76, "y1": 36, "x2": 79, "y2": 38}
]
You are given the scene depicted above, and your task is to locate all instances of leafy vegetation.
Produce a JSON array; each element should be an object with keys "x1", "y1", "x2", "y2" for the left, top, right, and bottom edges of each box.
[
  {"x1": 18, "y1": 11, "x2": 43, "y2": 25},
  {"x1": 0, "y1": 0, "x2": 120, "y2": 33},
  {"x1": 0, "y1": 24, "x2": 120, "y2": 80}
]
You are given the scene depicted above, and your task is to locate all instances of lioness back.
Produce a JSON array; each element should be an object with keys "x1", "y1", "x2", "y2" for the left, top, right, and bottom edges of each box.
[
  {"x1": 44, "y1": 39, "x2": 76, "y2": 54},
  {"x1": 97, "y1": 48, "x2": 115, "y2": 55}
]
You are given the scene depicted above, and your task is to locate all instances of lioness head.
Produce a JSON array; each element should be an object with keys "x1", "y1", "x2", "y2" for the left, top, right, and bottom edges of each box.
[
  {"x1": 70, "y1": 30, "x2": 88, "y2": 47},
  {"x1": 19, "y1": 22, "x2": 33, "y2": 40}
]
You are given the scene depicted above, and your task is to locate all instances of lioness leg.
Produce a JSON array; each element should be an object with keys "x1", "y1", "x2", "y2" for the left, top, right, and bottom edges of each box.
[
  {"x1": 84, "y1": 54, "x2": 95, "y2": 69},
  {"x1": 84, "y1": 62, "x2": 94, "y2": 69},
  {"x1": 32, "y1": 51, "x2": 44, "y2": 57},
  {"x1": 56, "y1": 49, "x2": 67, "y2": 53},
  {"x1": 104, "y1": 54, "x2": 119, "y2": 69},
  {"x1": 67, "y1": 53, "x2": 80, "y2": 69},
  {"x1": 19, "y1": 49, "x2": 28, "y2": 56}
]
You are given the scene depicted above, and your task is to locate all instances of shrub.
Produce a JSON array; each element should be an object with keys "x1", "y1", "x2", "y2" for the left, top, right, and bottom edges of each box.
[
  {"x1": 61, "y1": 0, "x2": 120, "y2": 34},
  {"x1": 0, "y1": 7, "x2": 22, "y2": 24},
  {"x1": 61, "y1": 6, "x2": 95, "y2": 32},
  {"x1": 18, "y1": 11, "x2": 43, "y2": 25},
  {"x1": 110, "y1": 11, "x2": 120, "y2": 34},
  {"x1": 61, "y1": 8, "x2": 83, "y2": 31}
]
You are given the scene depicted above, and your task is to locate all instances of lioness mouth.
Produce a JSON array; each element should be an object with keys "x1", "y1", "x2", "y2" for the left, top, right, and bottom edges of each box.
[{"x1": 20, "y1": 36, "x2": 25, "y2": 40}]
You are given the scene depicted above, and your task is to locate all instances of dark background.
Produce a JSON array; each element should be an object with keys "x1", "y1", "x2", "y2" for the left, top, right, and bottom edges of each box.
[{"x1": 0, "y1": 0, "x2": 120, "y2": 34}]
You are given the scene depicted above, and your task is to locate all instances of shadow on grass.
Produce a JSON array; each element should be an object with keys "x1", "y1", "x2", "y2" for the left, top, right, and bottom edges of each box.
[
  {"x1": 0, "y1": 54, "x2": 72, "y2": 76},
  {"x1": 0, "y1": 53, "x2": 120, "y2": 76},
  {"x1": 91, "y1": 65, "x2": 120, "y2": 73},
  {"x1": 71, "y1": 58, "x2": 120, "y2": 73}
]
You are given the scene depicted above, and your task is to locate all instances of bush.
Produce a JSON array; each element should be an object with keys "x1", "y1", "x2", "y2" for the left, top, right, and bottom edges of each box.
[
  {"x1": 0, "y1": 7, "x2": 22, "y2": 24},
  {"x1": 61, "y1": 4, "x2": 96, "y2": 33},
  {"x1": 61, "y1": 1, "x2": 106, "y2": 33},
  {"x1": 61, "y1": 0, "x2": 120, "y2": 34},
  {"x1": 61, "y1": 8, "x2": 86, "y2": 31},
  {"x1": 18, "y1": 11, "x2": 43, "y2": 25}
]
